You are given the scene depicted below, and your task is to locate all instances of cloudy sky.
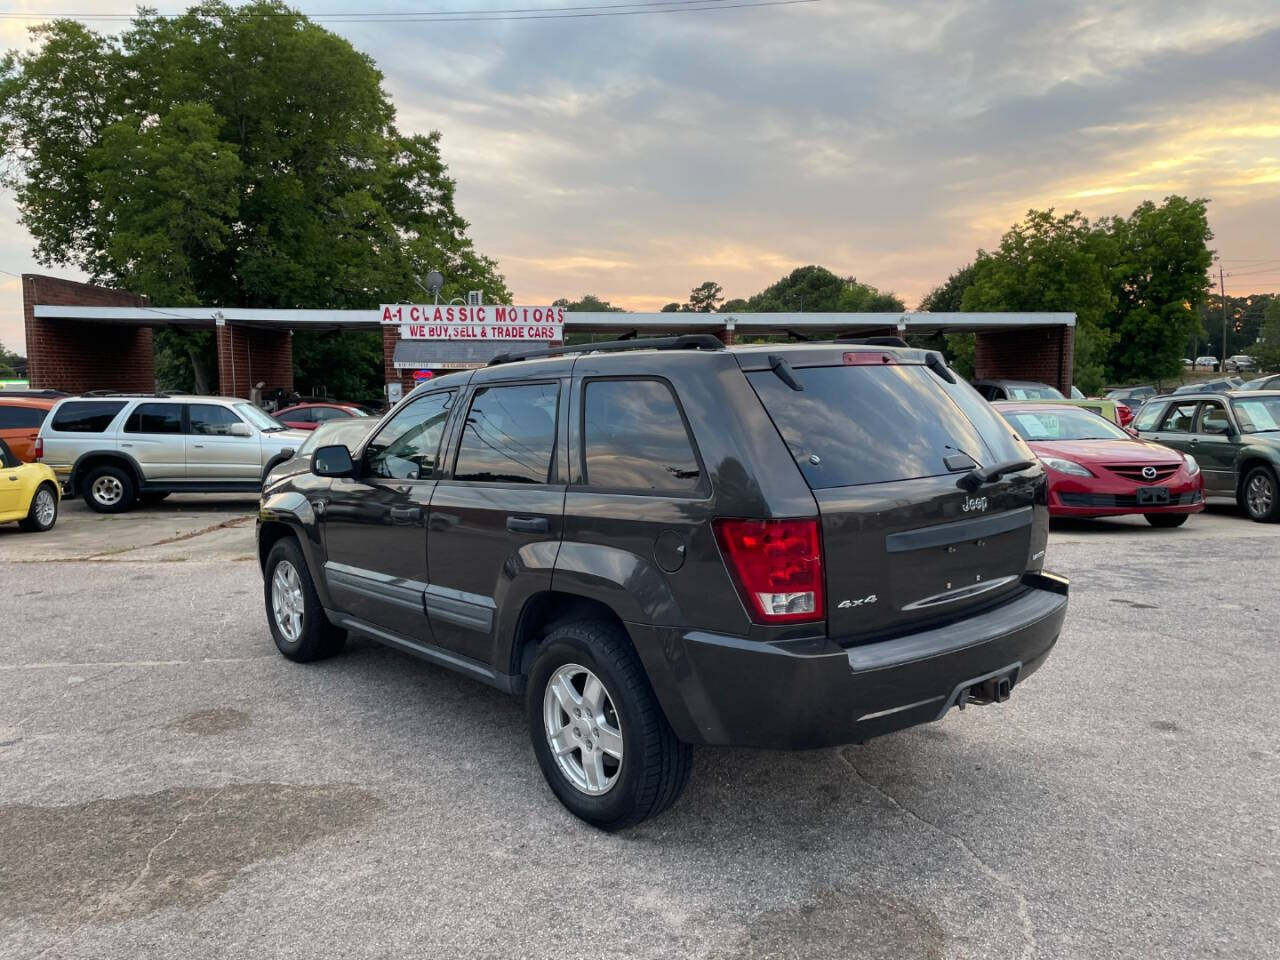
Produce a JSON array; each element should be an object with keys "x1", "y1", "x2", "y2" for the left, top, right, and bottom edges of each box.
[{"x1": 3, "y1": 0, "x2": 1280, "y2": 352}]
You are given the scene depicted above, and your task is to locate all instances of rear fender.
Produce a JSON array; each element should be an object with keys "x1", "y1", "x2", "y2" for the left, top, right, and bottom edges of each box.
[{"x1": 550, "y1": 541, "x2": 685, "y2": 625}]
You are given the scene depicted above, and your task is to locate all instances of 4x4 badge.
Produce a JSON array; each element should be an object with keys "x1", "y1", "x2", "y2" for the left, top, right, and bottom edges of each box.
[{"x1": 838, "y1": 594, "x2": 878, "y2": 609}]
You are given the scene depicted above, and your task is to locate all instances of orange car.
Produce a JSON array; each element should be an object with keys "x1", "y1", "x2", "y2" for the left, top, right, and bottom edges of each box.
[{"x1": 0, "y1": 395, "x2": 56, "y2": 462}]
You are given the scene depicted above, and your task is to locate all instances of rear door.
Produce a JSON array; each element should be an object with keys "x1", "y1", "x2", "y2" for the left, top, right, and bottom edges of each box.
[
  {"x1": 120, "y1": 402, "x2": 185, "y2": 480},
  {"x1": 745, "y1": 357, "x2": 1045, "y2": 643},
  {"x1": 1191, "y1": 400, "x2": 1238, "y2": 494}
]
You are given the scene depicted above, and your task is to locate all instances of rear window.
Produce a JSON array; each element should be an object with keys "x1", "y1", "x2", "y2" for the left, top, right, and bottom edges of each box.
[
  {"x1": 125, "y1": 402, "x2": 182, "y2": 434},
  {"x1": 581, "y1": 378, "x2": 702, "y2": 494},
  {"x1": 50, "y1": 400, "x2": 126, "y2": 433},
  {"x1": 748, "y1": 364, "x2": 1028, "y2": 488},
  {"x1": 1006, "y1": 384, "x2": 1064, "y2": 400},
  {"x1": 0, "y1": 405, "x2": 48, "y2": 429}
]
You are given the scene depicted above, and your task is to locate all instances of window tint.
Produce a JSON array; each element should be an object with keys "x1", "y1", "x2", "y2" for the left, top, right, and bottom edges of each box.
[
  {"x1": 50, "y1": 401, "x2": 126, "y2": 433},
  {"x1": 0, "y1": 438, "x2": 17, "y2": 468},
  {"x1": 1198, "y1": 403, "x2": 1232, "y2": 435},
  {"x1": 311, "y1": 406, "x2": 348, "y2": 422},
  {"x1": 0, "y1": 405, "x2": 47, "y2": 429},
  {"x1": 1003, "y1": 409, "x2": 1128, "y2": 441},
  {"x1": 1159, "y1": 402, "x2": 1198, "y2": 433},
  {"x1": 1006, "y1": 384, "x2": 1064, "y2": 400},
  {"x1": 366, "y1": 391, "x2": 454, "y2": 480},
  {"x1": 188, "y1": 404, "x2": 244, "y2": 436},
  {"x1": 1234, "y1": 397, "x2": 1280, "y2": 433},
  {"x1": 455, "y1": 383, "x2": 559, "y2": 484},
  {"x1": 125, "y1": 402, "x2": 182, "y2": 434},
  {"x1": 284, "y1": 407, "x2": 315, "y2": 422},
  {"x1": 1133, "y1": 402, "x2": 1167, "y2": 431},
  {"x1": 582, "y1": 379, "x2": 701, "y2": 493},
  {"x1": 749, "y1": 365, "x2": 1029, "y2": 488}
]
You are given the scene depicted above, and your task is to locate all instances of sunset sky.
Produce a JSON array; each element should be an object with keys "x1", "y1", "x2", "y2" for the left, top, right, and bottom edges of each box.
[{"x1": 2, "y1": 0, "x2": 1279, "y2": 352}]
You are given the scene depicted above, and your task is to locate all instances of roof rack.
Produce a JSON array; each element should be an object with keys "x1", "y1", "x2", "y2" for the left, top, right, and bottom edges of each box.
[
  {"x1": 78, "y1": 390, "x2": 172, "y2": 398},
  {"x1": 487, "y1": 334, "x2": 725, "y2": 367},
  {"x1": 0, "y1": 388, "x2": 69, "y2": 398}
]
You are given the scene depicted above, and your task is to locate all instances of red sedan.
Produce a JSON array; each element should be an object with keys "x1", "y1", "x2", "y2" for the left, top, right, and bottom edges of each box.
[
  {"x1": 994, "y1": 402, "x2": 1204, "y2": 527},
  {"x1": 273, "y1": 402, "x2": 371, "y2": 432}
]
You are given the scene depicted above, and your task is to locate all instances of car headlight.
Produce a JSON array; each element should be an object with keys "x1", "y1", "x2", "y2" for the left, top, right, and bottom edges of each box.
[
  {"x1": 1040, "y1": 456, "x2": 1094, "y2": 477},
  {"x1": 1183, "y1": 453, "x2": 1200, "y2": 476}
]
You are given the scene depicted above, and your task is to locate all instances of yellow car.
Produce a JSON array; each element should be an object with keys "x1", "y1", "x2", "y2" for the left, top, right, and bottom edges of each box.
[{"x1": 0, "y1": 437, "x2": 60, "y2": 532}]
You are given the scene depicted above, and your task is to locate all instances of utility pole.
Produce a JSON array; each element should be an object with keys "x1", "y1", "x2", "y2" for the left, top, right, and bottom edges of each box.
[{"x1": 1220, "y1": 264, "x2": 1228, "y2": 370}]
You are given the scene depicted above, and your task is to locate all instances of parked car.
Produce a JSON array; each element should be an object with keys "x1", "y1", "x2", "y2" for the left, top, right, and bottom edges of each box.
[
  {"x1": 257, "y1": 336, "x2": 1069, "y2": 829},
  {"x1": 1173, "y1": 377, "x2": 1243, "y2": 395},
  {"x1": 1241, "y1": 374, "x2": 1280, "y2": 391},
  {"x1": 0, "y1": 395, "x2": 56, "y2": 462},
  {"x1": 1105, "y1": 385, "x2": 1158, "y2": 414},
  {"x1": 273, "y1": 402, "x2": 372, "y2": 431},
  {"x1": 264, "y1": 418, "x2": 379, "y2": 487},
  {"x1": 1070, "y1": 385, "x2": 1085, "y2": 399},
  {"x1": 1226, "y1": 355, "x2": 1256, "y2": 373},
  {"x1": 1182, "y1": 358, "x2": 1193, "y2": 368},
  {"x1": 0, "y1": 437, "x2": 59, "y2": 532},
  {"x1": 1194, "y1": 357, "x2": 1219, "y2": 371},
  {"x1": 994, "y1": 402, "x2": 1202, "y2": 526},
  {"x1": 37, "y1": 394, "x2": 308, "y2": 513},
  {"x1": 1132, "y1": 390, "x2": 1280, "y2": 522},
  {"x1": 990, "y1": 397, "x2": 1130, "y2": 428},
  {"x1": 971, "y1": 378, "x2": 1065, "y2": 401}
]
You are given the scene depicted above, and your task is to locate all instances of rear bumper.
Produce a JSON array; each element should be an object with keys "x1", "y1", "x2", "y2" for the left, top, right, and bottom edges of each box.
[{"x1": 629, "y1": 572, "x2": 1068, "y2": 749}]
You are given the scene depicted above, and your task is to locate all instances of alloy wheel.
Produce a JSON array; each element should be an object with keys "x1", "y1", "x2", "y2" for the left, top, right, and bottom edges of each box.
[
  {"x1": 92, "y1": 475, "x2": 123, "y2": 507},
  {"x1": 271, "y1": 560, "x2": 305, "y2": 642},
  {"x1": 542, "y1": 663, "x2": 624, "y2": 796},
  {"x1": 1247, "y1": 473, "x2": 1273, "y2": 518},
  {"x1": 34, "y1": 489, "x2": 56, "y2": 526}
]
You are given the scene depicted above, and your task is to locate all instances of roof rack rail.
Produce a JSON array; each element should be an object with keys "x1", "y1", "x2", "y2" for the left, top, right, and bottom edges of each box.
[
  {"x1": 487, "y1": 334, "x2": 725, "y2": 367},
  {"x1": 834, "y1": 336, "x2": 910, "y2": 347},
  {"x1": 78, "y1": 390, "x2": 172, "y2": 398}
]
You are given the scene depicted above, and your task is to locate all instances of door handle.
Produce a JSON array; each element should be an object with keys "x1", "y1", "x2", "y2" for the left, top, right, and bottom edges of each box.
[
  {"x1": 120, "y1": 442, "x2": 132, "y2": 448},
  {"x1": 390, "y1": 505, "x2": 422, "y2": 524},
  {"x1": 507, "y1": 515, "x2": 550, "y2": 534},
  {"x1": 1188, "y1": 438, "x2": 1199, "y2": 444},
  {"x1": 192, "y1": 443, "x2": 204, "y2": 449}
]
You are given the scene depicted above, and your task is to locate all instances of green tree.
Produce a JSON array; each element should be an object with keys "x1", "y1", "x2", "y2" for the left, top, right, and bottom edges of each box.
[
  {"x1": 687, "y1": 281, "x2": 723, "y2": 313},
  {"x1": 742, "y1": 265, "x2": 903, "y2": 312},
  {"x1": 1247, "y1": 297, "x2": 1280, "y2": 372},
  {"x1": 719, "y1": 297, "x2": 749, "y2": 313},
  {"x1": 917, "y1": 263, "x2": 978, "y2": 376},
  {"x1": 660, "y1": 302, "x2": 683, "y2": 313},
  {"x1": 962, "y1": 209, "x2": 1115, "y2": 393},
  {"x1": 0, "y1": 2, "x2": 508, "y2": 393},
  {"x1": 552, "y1": 295, "x2": 626, "y2": 312},
  {"x1": 1103, "y1": 197, "x2": 1212, "y2": 383}
]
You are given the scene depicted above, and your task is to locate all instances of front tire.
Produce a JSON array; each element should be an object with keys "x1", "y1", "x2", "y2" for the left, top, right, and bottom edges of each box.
[
  {"x1": 1144, "y1": 513, "x2": 1189, "y2": 528},
  {"x1": 264, "y1": 537, "x2": 346, "y2": 662},
  {"x1": 18, "y1": 483, "x2": 58, "y2": 532},
  {"x1": 1241, "y1": 465, "x2": 1279, "y2": 522},
  {"x1": 82, "y1": 464, "x2": 136, "y2": 513},
  {"x1": 527, "y1": 620, "x2": 691, "y2": 831}
]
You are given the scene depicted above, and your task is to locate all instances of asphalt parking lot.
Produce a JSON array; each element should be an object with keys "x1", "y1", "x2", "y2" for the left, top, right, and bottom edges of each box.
[{"x1": 1, "y1": 496, "x2": 1277, "y2": 959}]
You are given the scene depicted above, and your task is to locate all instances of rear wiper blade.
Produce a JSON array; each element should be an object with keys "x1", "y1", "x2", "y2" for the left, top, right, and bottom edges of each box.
[
  {"x1": 767, "y1": 354, "x2": 804, "y2": 391},
  {"x1": 957, "y1": 458, "x2": 1035, "y2": 491}
]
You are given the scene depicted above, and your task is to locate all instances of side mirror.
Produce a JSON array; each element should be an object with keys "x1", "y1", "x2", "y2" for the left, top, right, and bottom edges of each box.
[
  {"x1": 229, "y1": 422, "x2": 252, "y2": 437},
  {"x1": 312, "y1": 444, "x2": 355, "y2": 478}
]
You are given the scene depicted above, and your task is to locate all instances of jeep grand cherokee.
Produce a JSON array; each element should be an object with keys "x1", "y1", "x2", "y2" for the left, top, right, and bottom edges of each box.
[{"x1": 257, "y1": 336, "x2": 1068, "y2": 829}]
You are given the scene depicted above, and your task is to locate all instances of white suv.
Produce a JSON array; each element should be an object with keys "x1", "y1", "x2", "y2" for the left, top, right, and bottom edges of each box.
[{"x1": 37, "y1": 394, "x2": 308, "y2": 512}]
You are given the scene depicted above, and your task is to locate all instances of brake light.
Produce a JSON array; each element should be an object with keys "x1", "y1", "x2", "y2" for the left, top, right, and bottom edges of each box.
[
  {"x1": 713, "y1": 518, "x2": 825, "y2": 623},
  {"x1": 33, "y1": 436, "x2": 43, "y2": 460}
]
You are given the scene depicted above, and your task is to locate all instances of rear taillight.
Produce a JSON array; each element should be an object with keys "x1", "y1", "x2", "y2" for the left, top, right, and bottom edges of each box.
[
  {"x1": 712, "y1": 518, "x2": 824, "y2": 624},
  {"x1": 33, "y1": 437, "x2": 43, "y2": 460}
]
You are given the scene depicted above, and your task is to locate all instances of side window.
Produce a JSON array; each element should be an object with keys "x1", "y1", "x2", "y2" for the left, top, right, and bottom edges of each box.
[
  {"x1": 125, "y1": 402, "x2": 183, "y2": 434},
  {"x1": 1198, "y1": 403, "x2": 1232, "y2": 435},
  {"x1": 187, "y1": 404, "x2": 244, "y2": 436},
  {"x1": 1133, "y1": 402, "x2": 1166, "y2": 431},
  {"x1": 312, "y1": 407, "x2": 346, "y2": 422},
  {"x1": 581, "y1": 379, "x2": 702, "y2": 494},
  {"x1": 454, "y1": 383, "x2": 559, "y2": 484},
  {"x1": 50, "y1": 401, "x2": 126, "y2": 433},
  {"x1": 1159, "y1": 402, "x2": 1199, "y2": 433},
  {"x1": 285, "y1": 408, "x2": 315, "y2": 423},
  {"x1": 0, "y1": 405, "x2": 48, "y2": 429},
  {"x1": 0, "y1": 439, "x2": 17, "y2": 468},
  {"x1": 366, "y1": 391, "x2": 455, "y2": 480}
]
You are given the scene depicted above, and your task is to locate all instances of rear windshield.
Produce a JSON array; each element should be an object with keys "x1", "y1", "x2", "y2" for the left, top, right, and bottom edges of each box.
[
  {"x1": 0, "y1": 405, "x2": 48, "y2": 429},
  {"x1": 1006, "y1": 384, "x2": 1063, "y2": 400},
  {"x1": 50, "y1": 400, "x2": 126, "y2": 433},
  {"x1": 748, "y1": 363, "x2": 1029, "y2": 488}
]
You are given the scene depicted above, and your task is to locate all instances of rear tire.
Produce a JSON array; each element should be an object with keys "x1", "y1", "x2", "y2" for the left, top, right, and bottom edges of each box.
[
  {"x1": 82, "y1": 464, "x2": 136, "y2": 513},
  {"x1": 18, "y1": 483, "x2": 58, "y2": 532},
  {"x1": 1241, "y1": 465, "x2": 1279, "y2": 522},
  {"x1": 527, "y1": 619, "x2": 691, "y2": 831},
  {"x1": 264, "y1": 537, "x2": 346, "y2": 662},
  {"x1": 1144, "y1": 513, "x2": 1189, "y2": 528}
]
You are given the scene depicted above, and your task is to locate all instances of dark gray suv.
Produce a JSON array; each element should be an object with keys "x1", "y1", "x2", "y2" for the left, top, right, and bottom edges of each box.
[{"x1": 257, "y1": 336, "x2": 1069, "y2": 829}]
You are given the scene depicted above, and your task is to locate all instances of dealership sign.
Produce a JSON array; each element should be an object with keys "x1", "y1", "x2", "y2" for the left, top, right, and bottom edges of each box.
[{"x1": 380, "y1": 304, "x2": 564, "y2": 341}]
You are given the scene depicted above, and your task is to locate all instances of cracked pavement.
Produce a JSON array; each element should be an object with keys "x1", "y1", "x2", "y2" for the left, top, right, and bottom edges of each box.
[{"x1": 1, "y1": 498, "x2": 1278, "y2": 959}]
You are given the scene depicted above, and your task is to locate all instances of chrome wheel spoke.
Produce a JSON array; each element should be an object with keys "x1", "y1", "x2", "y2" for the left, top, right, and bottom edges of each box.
[
  {"x1": 581, "y1": 675, "x2": 605, "y2": 715},
  {"x1": 596, "y1": 724, "x2": 624, "y2": 759},
  {"x1": 580, "y1": 746, "x2": 607, "y2": 792},
  {"x1": 550, "y1": 674, "x2": 581, "y2": 713},
  {"x1": 549, "y1": 723, "x2": 578, "y2": 757},
  {"x1": 271, "y1": 561, "x2": 304, "y2": 642}
]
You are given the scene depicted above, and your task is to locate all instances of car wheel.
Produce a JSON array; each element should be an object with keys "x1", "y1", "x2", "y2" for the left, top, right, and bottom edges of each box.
[
  {"x1": 527, "y1": 619, "x2": 691, "y2": 831},
  {"x1": 18, "y1": 483, "x2": 58, "y2": 532},
  {"x1": 82, "y1": 464, "x2": 136, "y2": 513},
  {"x1": 264, "y1": 537, "x2": 346, "y2": 662},
  {"x1": 1144, "y1": 513, "x2": 1189, "y2": 528},
  {"x1": 1242, "y1": 465, "x2": 1280, "y2": 522}
]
